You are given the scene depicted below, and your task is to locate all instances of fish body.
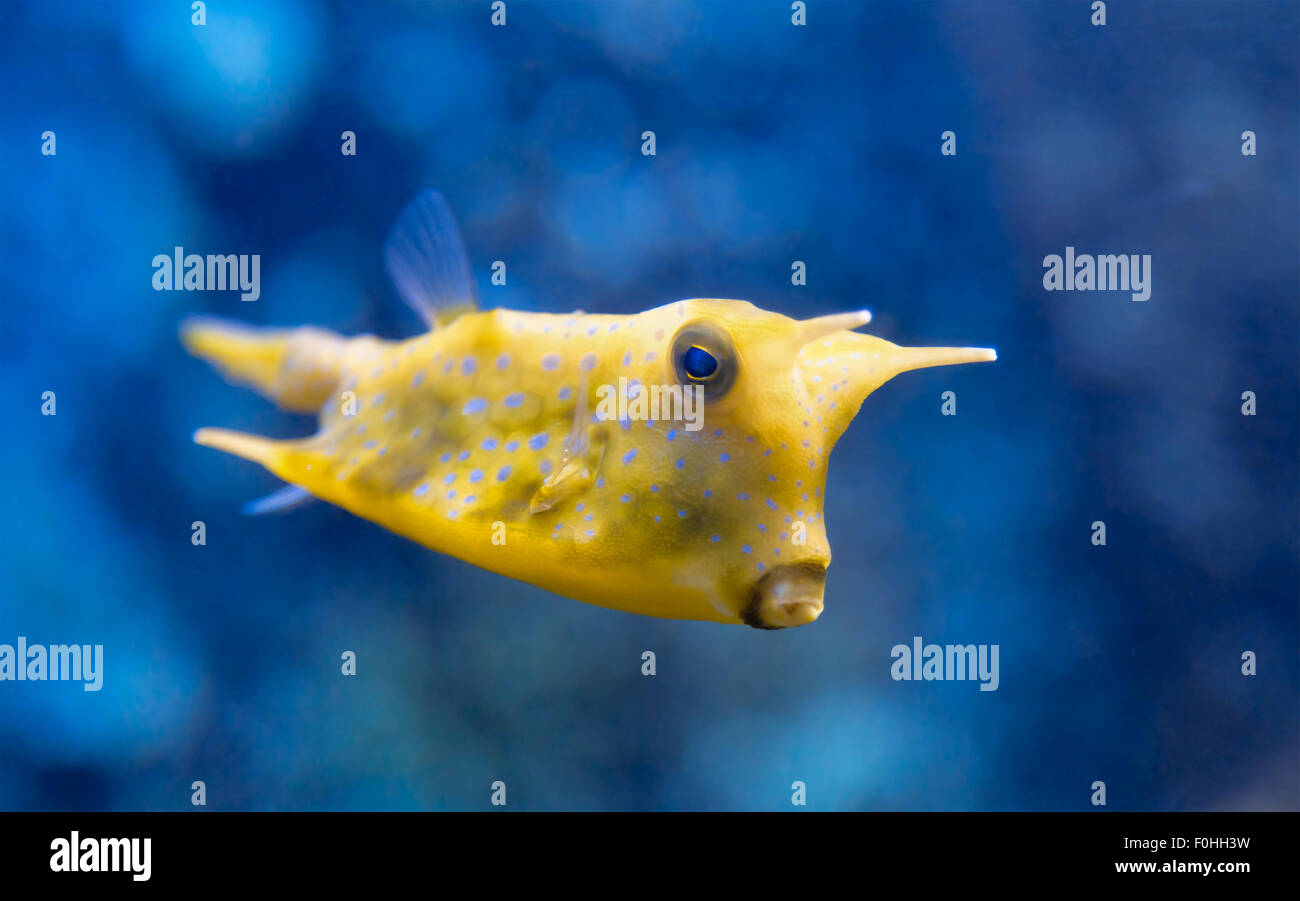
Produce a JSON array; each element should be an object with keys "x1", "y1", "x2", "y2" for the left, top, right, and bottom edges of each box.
[{"x1": 184, "y1": 191, "x2": 995, "y2": 629}]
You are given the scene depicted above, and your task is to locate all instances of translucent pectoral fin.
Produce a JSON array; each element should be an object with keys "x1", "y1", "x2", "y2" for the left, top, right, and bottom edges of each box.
[
  {"x1": 529, "y1": 454, "x2": 598, "y2": 515},
  {"x1": 529, "y1": 371, "x2": 605, "y2": 515}
]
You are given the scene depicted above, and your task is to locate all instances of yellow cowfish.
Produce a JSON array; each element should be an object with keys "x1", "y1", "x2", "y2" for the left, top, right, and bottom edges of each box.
[{"x1": 183, "y1": 190, "x2": 994, "y2": 629}]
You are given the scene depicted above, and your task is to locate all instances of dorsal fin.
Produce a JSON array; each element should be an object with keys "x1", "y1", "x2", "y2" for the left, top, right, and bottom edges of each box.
[{"x1": 383, "y1": 189, "x2": 479, "y2": 329}]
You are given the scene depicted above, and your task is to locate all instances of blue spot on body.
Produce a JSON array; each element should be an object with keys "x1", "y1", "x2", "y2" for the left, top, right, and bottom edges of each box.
[
  {"x1": 765, "y1": 499, "x2": 778, "y2": 511},
  {"x1": 541, "y1": 354, "x2": 560, "y2": 371},
  {"x1": 677, "y1": 510, "x2": 687, "y2": 518},
  {"x1": 469, "y1": 469, "x2": 483, "y2": 483},
  {"x1": 447, "y1": 490, "x2": 456, "y2": 499},
  {"x1": 497, "y1": 466, "x2": 511, "y2": 481},
  {"x1": 741, "y1": 544, "x2": 753, "y2": 554},
  {"x1": 558, "y1": 386, "x2": 572, "y2": 400},
  {"x1": 461, "y1": 358, "x2": 477, "y2": 375},
  {"x1": 463, "y1": 397, "x2": 488, "y2": 415},
  {"x1": 504, "y1": 392, "x2": 525, "y2": 408},
  {"x1": 676, "y1": 459, "x2": 685, "y2": 469},
  {"x1": 444, "y1": 473, "x2": 456, "y2": 485},
  {"x1": 650, "y1": 484, "x2": 659, "y2": 493},
  {"x1": 363, "y1": 440, "x2": 378, "y2": 449},
  {"x1": 464, "y1": 495, "x2": 476, "y2": 504},
  {"x1": 414, "y1": 483, "x2": 429, "y2": 496},
  {"x1": 506, "y1": 441, "x2": 519, "y2": 452},
  {"x1": 439, "y1": 453, "x2": 451, "y2": 463},
  {"x1": 482, "y1": 438, "x2": 498, "y2": 451},
  {"x1": 529, "y1": 433, "x2": 549, "y2": 450},
  {"x1": 412, "y1": 427, "x2": 423, "y2": 439},
  {"x1": 496, "y1": 354, "x2": 511, "y2": 370},
  {"x1": 539, "y1": 460, "x2": 553, "y2": 474},
  {"x1": 710, "y1": 535, "x2": 720, "y2": 543},
  {"x1": 623, "y1": 448, "x2": 638, "y2": 464},
  {"x1": 585, "y1": 513, "x2": 593, "y2": 521},
  {"x1": 719, "y1": 453, "x2": 729, "y2": 462},
  {"x1": 737, "y1": 493, "x2": 750, "y2": 501},
  {"x1": 621, "y1": 494, "x2": 631, "y2": 502},
  {"x1": 412, "y1": 371, "x2": 425, "y2": 388},
  {"x1": 666, "y1": 429, "x2": 677, "y2": 441}
]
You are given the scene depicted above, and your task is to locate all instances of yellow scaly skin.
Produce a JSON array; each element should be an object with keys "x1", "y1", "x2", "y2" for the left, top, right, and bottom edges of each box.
[{"x1": 183, "y1": 297, "x2": 993, "y2": 629}]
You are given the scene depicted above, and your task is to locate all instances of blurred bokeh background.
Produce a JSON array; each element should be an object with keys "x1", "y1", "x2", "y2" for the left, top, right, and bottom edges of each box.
[{"x1": 1, "y1": 0, "x2": 1296, "y2": 810}]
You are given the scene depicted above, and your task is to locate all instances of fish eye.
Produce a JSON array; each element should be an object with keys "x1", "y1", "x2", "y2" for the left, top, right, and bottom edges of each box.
[
  {"x1": 671, "y1": 321, "x2": 737, "y2": 399},
  {"x1": 682, "y1": 345, "x2": 718, "y2": 381}
]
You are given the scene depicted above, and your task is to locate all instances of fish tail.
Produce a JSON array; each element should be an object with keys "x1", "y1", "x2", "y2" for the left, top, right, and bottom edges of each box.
[{"x1": 181, "y1": 316, "x2": 346, "y2": 413}]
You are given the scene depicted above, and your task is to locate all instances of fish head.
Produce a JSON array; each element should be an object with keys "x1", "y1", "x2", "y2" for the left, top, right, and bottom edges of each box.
[{"x1": 617, "y1": 299, "x2": 994, "y2": 628}]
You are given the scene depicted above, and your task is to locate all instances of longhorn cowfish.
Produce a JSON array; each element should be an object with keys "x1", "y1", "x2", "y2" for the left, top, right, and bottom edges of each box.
[{"x1": 182, "y1": 191, "x2": 995, "y2": 629}]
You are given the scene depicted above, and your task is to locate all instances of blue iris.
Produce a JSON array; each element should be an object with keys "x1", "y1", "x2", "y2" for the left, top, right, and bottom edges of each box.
[{"x1": 682, "y1": 344, "x2": 718, "y2": 380}]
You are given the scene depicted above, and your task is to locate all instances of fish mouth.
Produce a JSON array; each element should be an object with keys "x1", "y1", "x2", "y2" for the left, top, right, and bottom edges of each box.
[{"x1": 742, "y1": 562, "x2": 827, "y2": 630}]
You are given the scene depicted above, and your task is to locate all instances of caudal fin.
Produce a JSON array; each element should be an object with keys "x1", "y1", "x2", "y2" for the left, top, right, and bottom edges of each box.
[{"x1": 181, "y1": 317, "x2": 346, "y2": 413}]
